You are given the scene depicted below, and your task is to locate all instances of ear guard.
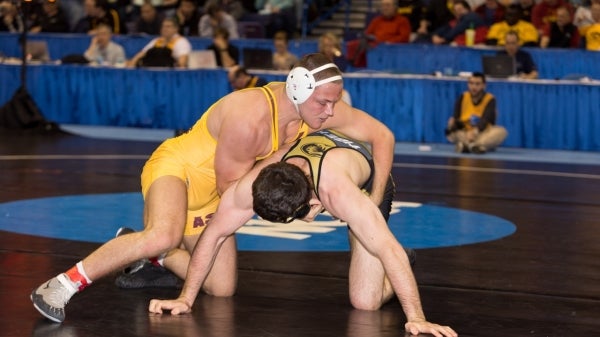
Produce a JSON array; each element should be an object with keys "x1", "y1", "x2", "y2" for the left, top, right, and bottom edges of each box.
[{"x1": 285, "y1": 63, "x2": 342, "y2": 104}]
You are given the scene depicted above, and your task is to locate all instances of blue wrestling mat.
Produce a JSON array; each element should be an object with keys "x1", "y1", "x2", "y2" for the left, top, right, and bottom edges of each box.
[{"x1": 0, "y1": 193, "x2": 515, "y2": 250}]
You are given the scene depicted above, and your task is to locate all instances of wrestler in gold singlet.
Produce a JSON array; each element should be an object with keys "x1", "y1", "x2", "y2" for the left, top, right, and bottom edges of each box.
[{"x1": 140, "y1": 84, "x2": 309, "y2": 236}]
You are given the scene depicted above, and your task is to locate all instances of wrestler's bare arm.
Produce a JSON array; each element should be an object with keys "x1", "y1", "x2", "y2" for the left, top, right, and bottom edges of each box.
[
  {"x1": 211, "y1": 91, "x2": 274, "y2": 195},
  {"x1": 319, "y1": 101, "x2": 394, "y2": 205}
]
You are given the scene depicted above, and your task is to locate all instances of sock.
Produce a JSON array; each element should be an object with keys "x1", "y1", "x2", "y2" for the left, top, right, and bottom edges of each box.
[
  {"x1": 149, "y1": 253, "x2": 166, "y2": 267},
  {"x1": 65, "y1": 261, "x2": 92, "y2": 292}
]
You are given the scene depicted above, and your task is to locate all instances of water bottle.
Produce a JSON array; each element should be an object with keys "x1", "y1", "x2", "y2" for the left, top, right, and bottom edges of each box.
[{"x1": 465, "y1": 23, "x2": 475, "y2": 47}]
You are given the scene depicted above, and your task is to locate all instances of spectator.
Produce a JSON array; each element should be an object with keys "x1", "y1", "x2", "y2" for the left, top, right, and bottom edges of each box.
[
  {"x1": 445, "y1": 72, "x2": 508, "y2": 154},
  {"x1": 83, "y1": 23, "x2": 126, "y2": 66},
  {"x1": 207, "y1": 26, "x2": 239, "y2": 67},
  {"x1": 574, "y1": 0, "x2": 600, "y2": 29},
  {"x1": 128, "y1": 17, "x2": 192, "y2": 68},
  {"x1": 531, "y1": 0, "x2": 574, "y2": 34},
  {"x1": 0, "y1": 1, "x2": 23, "y2": 33},
  {"x1": 29, "y1": 0, "x2": 70, "y2": 33},
  {"x1": 365, "y1": 0, "x2": 411, "y2": 43},
  {"x1": 174, "y1": 0, "x2": 200, "y2": 36},
  {"x1": 318, "y1": 31, "x2": 348, "y2": 72},
  {"x1": 73, "y1": 0, "x2": 126, "y2": 34},
  {"x1": 516, "y1": 0, "x2": 535, "y2": 22},
  {"x1": 255, "y1": 0, "x2": 296, "y2": 38},
  {"x1": 486, "y1": 5, "x2": 539, "y2": 46},
  {"x1": 219, "y1": 0, "x2": 247, "y2": 20},
  {"x1": 132, "y1": 2, "x2": 163, "y2": 35},
  {"x1": 397, "y1": 0, "x2": 425, "y2": 33},
  {"x1": 347, "y1": 0, "x2": 411, "y2": 67},
  {"x1": 416, "y1": 0, "x2": 454, "y2": 40},
  {"x1": 199, "y1": 1, "x2": 239, "y2": 39},
  {"x1": 474, "y1": 0, "x2": 506, "y2": 27},
  {"x1": 431, "y1": 0, "x2": 485, "y2": 45},
  {"x1": 227, "y1": 65, "x2": 268, "y2": 90},
  {"x1": 580, "y1": 2, "x2": 600, "y2": 51},
  {"x1": 498, "y1": 30, "x2": 539, "y2": 79},
  {"x1": 540, "y1": 6, "x2": 580, "y2": 48},
  {"x1": 272, "y1": 30, "x2": 298, "y2": 71}
]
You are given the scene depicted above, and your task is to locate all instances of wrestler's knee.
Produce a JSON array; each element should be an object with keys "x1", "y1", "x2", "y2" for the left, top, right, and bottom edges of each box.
[
  {"x1": 138, "y1": 226, "x2": 183, "y2": 256},
  {"x1": 349, "y1": 292, "x2": 383, "y2": 311}
]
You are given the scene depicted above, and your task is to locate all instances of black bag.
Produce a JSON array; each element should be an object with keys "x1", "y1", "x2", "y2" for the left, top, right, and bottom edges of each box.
[
  {"x1": 0, "y1": 86, "x2": 53, "y2": 129},
  {"x1": 137, "y1": 47, "x2": 175, "y2": 68}
]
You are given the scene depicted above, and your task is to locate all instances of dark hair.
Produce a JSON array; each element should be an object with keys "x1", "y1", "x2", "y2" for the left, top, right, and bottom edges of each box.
[
  {"x1": 214, "y1": 26, "x2": 229, "y2": 39},
  {"x1": 233, "y1": 66, "x2": 249, "y2": 78},
  {"x1": 471, "y1": 71, "x2": 486, "y2": 83},
  {"x1": 293, "y1": 53, "x2": 343, "y2": 84},
  {"x1": 454, "y1": 0, "x2": 471, "y2": 11},
  {"x1": 252, "y1": 162, "x2": 312, "y2": 223}
]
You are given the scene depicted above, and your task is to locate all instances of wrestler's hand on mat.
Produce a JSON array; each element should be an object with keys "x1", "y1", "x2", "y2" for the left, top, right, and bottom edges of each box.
[
  {"x1": 148, "y1": 298, "x2": 192, "y2": 315},
  {"x1": 405, "y1": 320, "x2": 458, "y2": 337}
]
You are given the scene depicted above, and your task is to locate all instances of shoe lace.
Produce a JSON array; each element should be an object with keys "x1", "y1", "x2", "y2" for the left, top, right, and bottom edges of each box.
[{"x1": 48, "y1": 279, "x2": 71, "y2": 308}]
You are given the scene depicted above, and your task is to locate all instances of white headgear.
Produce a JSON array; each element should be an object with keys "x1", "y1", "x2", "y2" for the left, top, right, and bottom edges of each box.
[{"x1": 285, "y1": 63, "x2": 343, "y2": 104}]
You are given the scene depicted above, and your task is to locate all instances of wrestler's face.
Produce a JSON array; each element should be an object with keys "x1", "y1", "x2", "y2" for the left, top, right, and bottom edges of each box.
[{"x1": 299, "y1": 82, "x2": 343, "y2": 129}]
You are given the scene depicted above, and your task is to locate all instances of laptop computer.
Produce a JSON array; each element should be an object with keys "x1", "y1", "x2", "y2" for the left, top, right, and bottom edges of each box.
[
  {"x1": 25, "y1": 40, "x2": 51, "y2": 62},
  {"x1": 188, "y1": 50, "x2": 218, "y2": 69},
  {"x1": 481, "y1": 55, "x2": 515, "y2": 78},
  {"x1": 242, "y1": 48, "x2": 273, "y2": 70}
]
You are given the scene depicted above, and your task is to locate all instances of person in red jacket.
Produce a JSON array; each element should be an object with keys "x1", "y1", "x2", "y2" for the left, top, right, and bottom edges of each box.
[{"x1": 348, "y1": 0, "x2": 411, "y2": 67}]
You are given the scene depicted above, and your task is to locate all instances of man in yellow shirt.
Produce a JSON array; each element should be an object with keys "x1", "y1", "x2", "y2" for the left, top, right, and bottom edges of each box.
[
  {"x1": 486, "y1": 5, "x2": 539, "y2": 45},
  {"x1": 445, "y1": 72, "x2": 508, "y2": 154},
  {"x1": 580, "y1": 3, "x2": 600, "y2": 50}
]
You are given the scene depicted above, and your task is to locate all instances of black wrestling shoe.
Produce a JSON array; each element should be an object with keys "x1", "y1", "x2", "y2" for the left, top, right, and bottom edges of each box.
[{"x1": 115, "y1": 262, "x2": 183, "y2": 289}]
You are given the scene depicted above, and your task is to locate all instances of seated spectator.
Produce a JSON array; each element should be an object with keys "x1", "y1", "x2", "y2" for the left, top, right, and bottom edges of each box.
[
  {"x1": 83, "y1": 23, "x2": 126, "y2": 66},
  {"x1": 127, "y1": 17, "x2": 191, "y2": 68},
  {"x1": 416, "y1": 0, "x2": 454, "y2": 41},
  {"x1": 580, "y1": 2, "x2": 600, "y2": 51},
  {"x1": 397, "y1": 0, "x2": 425, "y2": 33},
  {"x1": 474, "y1": 0, "x2": 506, "y2": 27},
  {"x1": 227, "y1": 65, "x2": 268, "y2": 90},
  {"x1": 207, "y1": 27, "x2": 239, "y2": 67},
  {"x1": 432, "y1": 0, "x2": 485, "y2": 45},
  {"x1": 574, "y1": 0, "x2": 600, "y2": 29},
  {"x1": 486, "y1": 5, "x2": 539, "y2": 46},
  {"x1": 517, "y1": 0, "x2": 535, "y2": 22},
  {"x1": 272, "y1": 30, "x2": 298, "y2": 71},
  {"x1": 255, "y1": 0, "x2": 297, "y2": 38},
  {"x1": 540, "y1": 6, "x2": 580, "y2": 48},
  {"x1": 29, "y1": 0, "x2": 70, "y2": 33},
  {"x1": 347, "y1": 0, "x2": 411, "y2": 67},
  {"x1": 531, "y1": 0, "x2": 574, "y2": 35},
  {"x1": 130, "y1": 0, "x2": 178, "y2": 20},
  {"x1": 0, "y1": 1, "x2": 23, "y2": 32},
  {"x1": 318, "y1": 32, "x2": 349, "y2": 72},
  {"x1": 132, "y1": 2, "x2": 163, "y2": 35},
  {"x1": 498, "y1": 30, "x2": 538, "y2": 79},
  {"x1": 199, "y1": 1, "x2": 239, "y2": 39},
  {"x1": 445, "y1": 72, "x2": 508, "y2": 154},
  {"x1": 220, "y1": 0, "x2": 247, "y2": 20},
  {"x1": 365, "y1": 0, "x2": 411, "y2": 43},
  {"x1": 174, "y1": 0, "x2": 200, "y2": 36},
  {"x1": 73, "y1": 0, "x2": 126, "y2": 34}
]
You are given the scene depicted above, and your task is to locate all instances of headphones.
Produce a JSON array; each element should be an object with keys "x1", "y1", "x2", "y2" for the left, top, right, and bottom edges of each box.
[{"x1": 285, "y1": 63, "x2": 342, "y2": 105}]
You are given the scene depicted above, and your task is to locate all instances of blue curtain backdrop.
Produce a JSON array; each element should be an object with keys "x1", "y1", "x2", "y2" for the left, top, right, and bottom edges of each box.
[{"x1": 2, "y1": 64, "x2": 599, "y2": 151}]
